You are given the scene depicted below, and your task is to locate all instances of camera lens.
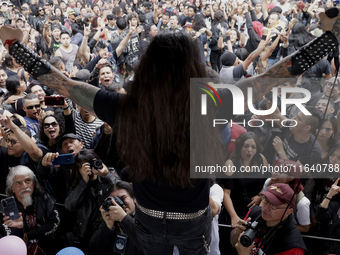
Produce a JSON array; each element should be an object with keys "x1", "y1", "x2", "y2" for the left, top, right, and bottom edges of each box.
[{"x1": 240, "y1": 234, "x2": 253, "y2": 247}]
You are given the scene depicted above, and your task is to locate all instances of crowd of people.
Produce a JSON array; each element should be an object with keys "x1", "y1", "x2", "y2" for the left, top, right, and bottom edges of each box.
[{"x1": 0, "y1": 0, "x2": 339, "y2": 254}]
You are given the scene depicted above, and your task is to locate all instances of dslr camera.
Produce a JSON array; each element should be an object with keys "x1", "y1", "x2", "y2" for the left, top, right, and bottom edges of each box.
[
  {"x1": 89, "y1": 158, "x2": 103, "y2": 170},
  {"x1": 240, "y1": 220, "x2": 265, "y2": 247},
  {"x1": 102, "y1": 196, "x2": 126, "y2": 211}
]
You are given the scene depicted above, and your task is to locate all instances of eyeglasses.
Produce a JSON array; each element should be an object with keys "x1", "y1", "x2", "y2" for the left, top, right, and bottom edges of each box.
[
  {"x1": 325, "y1": 82, "x2": 339, "y2": 89},
  {"x1": 261, "y1": 197, "x2": 287, "y2": 210},
  {"x1": 26, "y1": 104, "x2": 41, "y2": 110},
  {"x1": 43, "y1": 121, "x2": 59, "y2": 129},
  {"x1": 6, "y1": 138, "x2": 18, "y2": 145}
]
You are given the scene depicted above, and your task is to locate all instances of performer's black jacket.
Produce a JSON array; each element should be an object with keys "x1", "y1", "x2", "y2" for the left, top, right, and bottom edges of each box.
[{"x1": 90, "y1": 213, "x2": 144, "y2": 255}]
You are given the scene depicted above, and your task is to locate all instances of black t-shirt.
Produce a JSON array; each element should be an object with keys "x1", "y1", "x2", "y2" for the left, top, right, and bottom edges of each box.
[
  {"x1": 181, "y1": 16, "x2": 193, "y2": 32},
  {"x1": 93, "y1": 89, "x2": 210, "y2": 212},
  {"x1": 93, "y1": 87, "x2": 236, "y2": 212},
  {"x1": 276, "y1": 122, "x2": 322, "y2": 165},
  {"x1": 106, "y1": 25, "x2": 117, "y2": 32}
]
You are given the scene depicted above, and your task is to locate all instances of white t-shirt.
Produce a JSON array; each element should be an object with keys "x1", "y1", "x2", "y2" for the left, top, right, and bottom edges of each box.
[
  {"x1": 208, "y1": 184, "x2": 224, "y2": 255},
  {"x1": 277, "y1": 2, "x2": 290, "y2": 14}
]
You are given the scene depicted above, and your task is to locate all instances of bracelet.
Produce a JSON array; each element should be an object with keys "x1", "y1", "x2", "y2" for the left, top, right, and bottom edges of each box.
[
  {"x1": 17, "y1": 132, "x2": 25, "y2": 139},
  {"x1": 63, "y1": 106, "x2": 69, "y2": 110},
  {"x1": 325, "y1": 196, "x2": 332, "y2": 200},
  {"x1": 104, "y1": 129, "x2": 112, "y2": 135}
]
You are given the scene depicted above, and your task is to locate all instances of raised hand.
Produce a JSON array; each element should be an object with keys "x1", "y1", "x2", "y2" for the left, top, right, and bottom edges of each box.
[
  {"x1": 84, "y1": 24, "x2": 91, "y2": 37},
  {"x1": 42, "y1": 152, "x2": 60, "y2": 167},
  {"x1": 0, "y1": 25, "x2": 24, "y2": 51},
  {"x1": 327, "y1": 178, "x2": 340, "y2": 198}
]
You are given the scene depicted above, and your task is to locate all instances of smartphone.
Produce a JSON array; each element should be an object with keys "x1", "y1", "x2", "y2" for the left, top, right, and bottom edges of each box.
[
  {"x1": 44, "y1": 96, "x2": 65, "y2": 106},
  {"x1": 1, "y1": 197, "x2": 19, "y2": 221},
  {"x1": 52, "y1": 153, "x2": 75, "y2": 165}
]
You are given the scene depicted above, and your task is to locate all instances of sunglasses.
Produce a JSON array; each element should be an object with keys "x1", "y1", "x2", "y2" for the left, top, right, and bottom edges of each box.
[
  {"x1": 26, "y1": 104, "x2": 41, "y2": 110},
  {"x1": 39, "y1": 9, "x2": 44, "y2": 11},
  {"x1": 43, "y1": 121, "x2": 59, "y2": 129}
]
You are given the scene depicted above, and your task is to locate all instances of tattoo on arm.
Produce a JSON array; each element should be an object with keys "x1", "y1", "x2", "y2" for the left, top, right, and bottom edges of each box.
[
  {"x1": 37, "y1": 66, "x2": 100, "y2": 115},
  {"x1": 332, "y1": 18, "x2": 340, "y2": 42},
  {"x1": 236, "y1": 55, "x2": 293, "y2": 112}
]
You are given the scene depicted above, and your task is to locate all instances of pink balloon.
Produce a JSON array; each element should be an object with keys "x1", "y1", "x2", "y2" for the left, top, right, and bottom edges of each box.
[{"x1": 0, "y1": 235, "x2": 27, "y2": 255}]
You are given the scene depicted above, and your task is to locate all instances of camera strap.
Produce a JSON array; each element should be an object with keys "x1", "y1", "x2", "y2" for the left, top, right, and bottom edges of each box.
[{"x1": 113, "y1": 222, "x2": 128, "y2": 254}]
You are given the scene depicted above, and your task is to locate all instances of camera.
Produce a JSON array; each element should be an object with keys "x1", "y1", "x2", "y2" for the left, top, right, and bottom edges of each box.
[
  {"x1": 240, "y1": 220, "x2": 264, "y2": 247},
  {"x1": 89, "y1": 158, "x2": 103, "y2": 170},
  {"x1": 102, "y1": 196, "x2": 126, "y2": 211}
]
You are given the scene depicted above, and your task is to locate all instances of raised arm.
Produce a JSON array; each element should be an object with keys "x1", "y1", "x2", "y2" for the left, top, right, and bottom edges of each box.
[
  {"x1": 232, "y1": 8, "x2": 340, "y2": 113},
  {"x1": 0, "y1": 115, "x2": 43, "y2": 162},
  {"x1": 115, "y1": 21, "x2": 136, "y2": 58},
  {"x1": 43, "y1": 22, "x2": 51, "y2": 47},
  {"x1": 80, "y1": 24, "x2": 91, "y2": 63}
]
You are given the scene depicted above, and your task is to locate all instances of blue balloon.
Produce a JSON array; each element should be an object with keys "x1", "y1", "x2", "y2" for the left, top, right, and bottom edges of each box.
[{"x1": 56, "y1": 247, "x2": 85, "y2": 255}]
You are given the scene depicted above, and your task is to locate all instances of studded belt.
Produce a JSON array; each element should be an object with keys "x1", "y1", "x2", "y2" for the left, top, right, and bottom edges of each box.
[{"x1": 136, "y1": 203, "x2": 209, "y2": 220}]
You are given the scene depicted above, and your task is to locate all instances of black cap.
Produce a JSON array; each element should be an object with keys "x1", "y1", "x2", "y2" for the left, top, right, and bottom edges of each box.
[
  {"x1": 221, "y1": 52, "x2": 237, "y2": 67},
  {"x1": 58, "y1": 133, "x2": 80, "y2": 148}
]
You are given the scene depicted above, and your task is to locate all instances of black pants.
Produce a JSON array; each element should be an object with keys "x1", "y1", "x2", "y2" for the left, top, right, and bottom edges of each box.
[{"x1": 211, "y1": 50, "x2": 222, "y2": 72}]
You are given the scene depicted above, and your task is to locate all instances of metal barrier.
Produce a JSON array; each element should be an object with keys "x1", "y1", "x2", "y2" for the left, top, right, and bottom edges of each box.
[{"x1": 218, "y1": 224, "x2": 340, "y2": 242}]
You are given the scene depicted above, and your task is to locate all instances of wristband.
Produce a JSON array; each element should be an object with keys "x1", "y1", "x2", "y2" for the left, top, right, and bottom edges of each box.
[
  {"x1": 261, "y1": 35, "x2": 266, "y2": 40},
  {"x1": 63, "y1": 106, "x2": 69, "y2": 110},
  {"x1": 290, "y1": 31, "x2": 338, "y2": 75},
  {"x1": 9, "y1": 41, "x2": 51, "y2": 78},
  {"x1": 17, "y1": 132, "x2": 25, "y2": 140},
  {"x1": 226, "y1": 36, "x2": 231, "y2": 41}
]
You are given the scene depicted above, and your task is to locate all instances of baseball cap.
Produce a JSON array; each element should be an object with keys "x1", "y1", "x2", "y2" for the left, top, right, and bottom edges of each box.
[
  {"x1": 262, "y1": 183, "x2": 296, "y2": 208},
  {"x1": 85, "y1": 12, "x2": 94, "y2": 19},
  {"x1": 58, "y1": 133, "x2": 81, "y2": 148},
  {"x1": 74, "y1": 12, "x2": 80, "y2": 17},
  {"x1": 68, "y1": 9, "x2": 75, "y2": 16}
]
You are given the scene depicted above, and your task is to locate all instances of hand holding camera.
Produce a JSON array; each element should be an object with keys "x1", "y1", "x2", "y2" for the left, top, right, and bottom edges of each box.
[
  {"x1": 100, "y1": 196, "x2": 127, "y2": 229},
  {"x1": 90, "y1": 158, "x2": 109, "y2": 178}
]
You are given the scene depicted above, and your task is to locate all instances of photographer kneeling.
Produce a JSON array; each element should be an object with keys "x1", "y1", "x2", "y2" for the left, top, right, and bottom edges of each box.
[
  {"x1": 231, "y1": 183, "x2": 307, "y2": 255},
  {"x1": 90, "y1": 181, "x2": 144, "y2": 255}
]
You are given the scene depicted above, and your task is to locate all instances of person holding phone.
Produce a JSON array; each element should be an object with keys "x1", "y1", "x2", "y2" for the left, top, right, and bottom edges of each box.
[
  {"x1": 0, "y1": 165, "x2": 60, "y2": 254},
  {"x1": 0, "y1": 115, "x2": 47, "y2": 194}
]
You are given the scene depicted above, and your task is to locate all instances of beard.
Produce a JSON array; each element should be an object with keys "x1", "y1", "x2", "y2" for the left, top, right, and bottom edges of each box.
[{"x1": 22, "y1": 193, "x2": 33, "y2": 208}]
